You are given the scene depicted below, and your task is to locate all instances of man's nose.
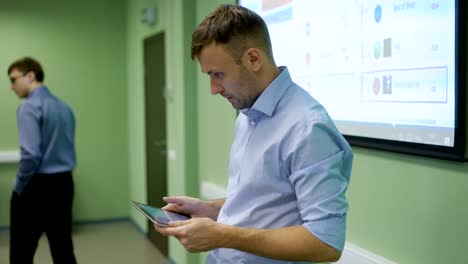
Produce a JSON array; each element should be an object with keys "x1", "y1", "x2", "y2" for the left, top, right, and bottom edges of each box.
[{"x1": 210, "y1": 78, "x2": 223, "y2": 95}]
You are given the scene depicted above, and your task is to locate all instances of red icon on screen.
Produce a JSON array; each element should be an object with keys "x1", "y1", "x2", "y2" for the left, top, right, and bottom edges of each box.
[{"x1": 373, "y1": 78, "x2": 380, "y2": 95}]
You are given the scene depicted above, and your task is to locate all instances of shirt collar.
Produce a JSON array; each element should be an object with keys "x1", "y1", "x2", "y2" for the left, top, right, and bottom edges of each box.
[
  {"x1": 28, "y1": 85, "x2": 48, "y2": 98},
  {"x1": 246, "y1": 66, "x2": 292, "y2": 118}
]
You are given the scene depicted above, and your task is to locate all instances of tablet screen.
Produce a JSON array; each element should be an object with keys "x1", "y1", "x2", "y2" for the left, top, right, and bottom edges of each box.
[{"x1": 130, "y1": 201, "x2": 190, "y2": 225}]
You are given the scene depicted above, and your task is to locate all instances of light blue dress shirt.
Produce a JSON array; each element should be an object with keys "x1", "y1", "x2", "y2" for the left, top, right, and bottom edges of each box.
[
  {"x1": 206, "y1": 67, "x2": 353, "y2": 264},
  {"x1": 15, "y1": 86, "x2": 76, "y2": 194}
]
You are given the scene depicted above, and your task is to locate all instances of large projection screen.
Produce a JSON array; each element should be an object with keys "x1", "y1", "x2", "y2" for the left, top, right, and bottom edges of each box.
[{"x1": 238, "y1": 0, "x2": 466, "y2": 161}]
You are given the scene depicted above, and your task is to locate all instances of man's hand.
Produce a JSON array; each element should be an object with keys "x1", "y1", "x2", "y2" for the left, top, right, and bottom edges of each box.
[
  {"x1": 162, "y1": 196, "x2": 224, "y2": 220},
  {"x1": 154, "y1": 217, "x2": 225, "y2": 252}
]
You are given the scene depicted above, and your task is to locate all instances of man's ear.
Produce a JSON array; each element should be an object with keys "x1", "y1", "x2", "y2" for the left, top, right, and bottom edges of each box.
[
  {"x1": 245, "y1": 48, "x2": 263, "y2": 72},
  {"x1": 25, "y1": 71, "x2": 36, "y2": 83}
]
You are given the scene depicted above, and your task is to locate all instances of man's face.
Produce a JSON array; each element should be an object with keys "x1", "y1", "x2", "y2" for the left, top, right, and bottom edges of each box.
[
  {"x1": 9, "y1": 69, "x2": 30, "y2": 98},
  {"x1": 197, "y1": 43, "x2": 260, "y2": 110}
]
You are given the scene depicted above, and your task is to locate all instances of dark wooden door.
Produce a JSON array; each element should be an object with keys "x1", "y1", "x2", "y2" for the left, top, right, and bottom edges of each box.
[{"x1": 144, "y1": 32, "x2": 168, "y2": 256}]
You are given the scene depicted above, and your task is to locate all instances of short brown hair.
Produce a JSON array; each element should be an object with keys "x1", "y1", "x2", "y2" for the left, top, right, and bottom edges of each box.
[
  {"x1": 7, "y1": 57, "x2": 45, "y2": 82},
  {"x1": 191, "y1": 4, "x2": 273, "y2": 63}
]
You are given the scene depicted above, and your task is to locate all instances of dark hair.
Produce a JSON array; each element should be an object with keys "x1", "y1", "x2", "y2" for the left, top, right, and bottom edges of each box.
[
  {"x1": 7, "y1": 57, "x2": 45, "y2": 82},
  {"x1": 191, "y1": 4, "x2": 273, "y2": 63}
]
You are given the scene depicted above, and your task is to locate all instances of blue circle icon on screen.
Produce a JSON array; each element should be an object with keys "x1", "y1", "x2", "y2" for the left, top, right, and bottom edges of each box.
[{"x1": 375, "y1": 5, "x2": 382, "y2": 23}]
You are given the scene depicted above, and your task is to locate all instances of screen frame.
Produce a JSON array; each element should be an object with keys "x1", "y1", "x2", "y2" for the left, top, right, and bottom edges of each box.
[{"x1": 236, "y1": 0, "x2": 467, "y2": 161}]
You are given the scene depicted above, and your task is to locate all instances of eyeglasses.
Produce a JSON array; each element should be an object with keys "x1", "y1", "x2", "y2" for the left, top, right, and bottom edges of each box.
[{"x1": 9, "y1": 75, "x2": 24, "y2": 84}]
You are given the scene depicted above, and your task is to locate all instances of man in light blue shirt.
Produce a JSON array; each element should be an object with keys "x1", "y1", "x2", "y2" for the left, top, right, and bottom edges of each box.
[
  {"x1": 155, "y1": 5, "x2": 353, "y2": 263},
  {"x1": 8, "y1": 57, "x2": 77, "y2": 263}
]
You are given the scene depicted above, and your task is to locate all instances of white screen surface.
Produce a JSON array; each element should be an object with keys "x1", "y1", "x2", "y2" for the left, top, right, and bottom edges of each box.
[{"x1": 239, "y1": 0, "x2": 456, "y2": 147}]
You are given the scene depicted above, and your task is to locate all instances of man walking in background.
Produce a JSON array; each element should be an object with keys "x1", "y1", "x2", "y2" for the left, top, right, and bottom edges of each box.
[{"x1": 7, "y1": 57, "x2": 77, "y2": 263}]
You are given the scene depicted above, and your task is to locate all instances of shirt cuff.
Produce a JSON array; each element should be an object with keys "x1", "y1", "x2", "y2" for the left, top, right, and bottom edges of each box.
[{"x1": 303, "y1": 214, "x2": 347, "y2": 251}]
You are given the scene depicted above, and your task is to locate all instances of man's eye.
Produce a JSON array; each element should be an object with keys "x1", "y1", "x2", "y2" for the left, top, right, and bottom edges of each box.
[{"x1": 214, "y1": 73, "x2": 224, "y2": 79}]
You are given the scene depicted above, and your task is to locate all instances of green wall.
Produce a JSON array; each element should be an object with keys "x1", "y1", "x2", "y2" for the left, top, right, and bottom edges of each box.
[
  {"x1": 125, "y1": 1, "x2": 232, "y2": 263},
  {"x1": 0, "y1": 0, "x2": 129, "y2": 224},
  {"x1": 348, "y1": 147, "x2": 468, "y2": 263},
  {"x1": 196, "y1": 0, "x2": 237, "y2": 188},
  {"x1": 125, "y1": 1, "x2": 199, "y2": 263}
]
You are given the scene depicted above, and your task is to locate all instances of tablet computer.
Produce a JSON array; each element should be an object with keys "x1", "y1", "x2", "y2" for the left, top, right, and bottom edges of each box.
[{"x1": 130, "y1": 200, "x2": 190, "y2": 225}]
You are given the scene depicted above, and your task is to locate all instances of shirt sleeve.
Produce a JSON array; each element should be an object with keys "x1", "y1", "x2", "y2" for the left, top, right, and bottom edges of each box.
[
  {"x1": 285, "y1": 117, "x2": 352, "y2": 251},
  {"x1": 15, "y1": 103, "x2": 42, "y2": 194}
]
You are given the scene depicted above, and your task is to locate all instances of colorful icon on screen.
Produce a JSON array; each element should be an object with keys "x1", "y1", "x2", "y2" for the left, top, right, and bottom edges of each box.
[
  {"x1": 374, "y1": 42, "x2": 381, "y2": 59},
  {"x1": 383, "y1": 75, "x2": 392, "y2": 94},
  {"x1": 383, "y1": 38, "x2": 392, "y2": 57},
  {"x1": 373, "y1": 77, "x2": 380, "y2": 95},
  {"x1": 375, "y1": 5, "x2": 382, "y2": 23}
]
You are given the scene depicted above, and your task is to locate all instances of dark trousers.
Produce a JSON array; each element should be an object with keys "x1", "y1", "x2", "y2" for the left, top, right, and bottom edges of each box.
[{"x1": 10, "y1": 171, "x2": 77, "y2": 264}]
